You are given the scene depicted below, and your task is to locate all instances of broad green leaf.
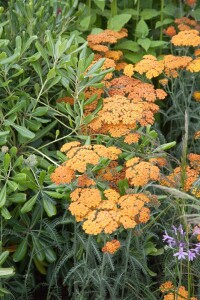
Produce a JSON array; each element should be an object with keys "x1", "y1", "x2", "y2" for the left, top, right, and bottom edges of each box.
[
  {"x1": 93, "y1": 0, "x2": 105, "y2": 11},
  {"x1": 21, "y1": 194, "x2": 38, "y2": 213},
  {"x1": 115, "y1": 40, "x2": 140, "y2": 52},
  {"x1": 16, "y1": 77, "x2": 30, "y2": 88},
  {"x1": 0, "y1": 185, "x2": 6, "y2": 208},
  {"x1": 108, "y1": 14, "x2": 131, "y2": 31},
  {"x1": 13, "y1": 173, "x2": 27, "y2": 183},
  {"x1": 25, "y1": 52, "x2": 41, "y2": 63},
  {"x1": 0, "y1": 287, "x2": 11, "y2": 295},
  {"x1": 31, "y1": 107, "x2": 48, "y2": 117},
  {"x1": 124, "y1": 52, "x2": 144, "y2": 63},
  {"x1": 21, "y1": 35, "x2": 38, "y2": 54},
  {"x1": 163, "y1": 4, "x2": 177, "y2": 16},
  {"x1": 137, "y1": 38, "x2": 151, "y2": 51},
  {"x1": 5, "y1": 100, "x2": 26, "y2": 117},
  {"x1": 30, "y1": 120, "x2": 57, "y2": 142},
  {"x1": 155, "y1": 18, "x2": 173, "y2": 28},
  {"x1": 13, "y1": 239, "x2": 28, "y2": 262},
  {"x1": 191, "y1": 8, "x2": 200, "y2": 20},
  {"x1": 35, "y1": 41, "x2": 49, "y2": 66},
  {"x1": 45, "y1": 191, "x2": 63, "y2": 199},
  {"x1": 150, "y1": 40, "x2": 167, "y2": 48},
  {"x1": 0, "y1": 268, "x2": 15, "y2": 278},
  {"x1": 8, "y1": 193, "x2": 26, "y2": 203},
  {"x1": 0, "y1": 52, "x2": 20, "y2": 65},
  {"x1": 12, "y1": 124, "x2": 35, "y2": 139},
  {"x1": 3, "y1": 153, "x2": 10, "y2": 173},
  {"x1": 47, "y1": 68, "x2": 56, "y2": 80},
  {"x1": 0, "y1": 251, "x2": 9, "y2": 265},
  {"x1": 0, "y1": 40, "x2": 9, "y2": 47},
  {"x1": 140, "y1": 9, "x2": 160, "y2": 20},
  {"x1": 153, "y1": 141, "x2": 176, "y2": 152},
  {"x1": 0, "y1": 131, "x2": 9, "y2": 137},
  {"x1": 42, "y1": 194, "x2": 57, "y2": 217},
  {"x1": 32, "y1": 235, "x2": 45, "y2": 262},
  {"x1": 135, "y1": 19, "x2": 149, "y2": 38},
  {"x1": 7, "y1": 180, "x2": 18, "y2": 192},
  {"x1": 80, "y1": 16, "x2": 91, "y2": 30},
  {"x1": 1, "y1": 207, "x2": 11, "y2": 220}
]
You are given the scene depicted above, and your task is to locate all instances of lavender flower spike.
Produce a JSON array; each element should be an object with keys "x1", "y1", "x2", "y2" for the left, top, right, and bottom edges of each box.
[
  {"x1": 173, "y1": 247, "x2": 188, "y2": 260},
  {"x1": 163, "y1": 231, "x2": 176, "y2": 247},
  {"x1": 188, "y1": 250, "x2": 197, "y2": 261}
]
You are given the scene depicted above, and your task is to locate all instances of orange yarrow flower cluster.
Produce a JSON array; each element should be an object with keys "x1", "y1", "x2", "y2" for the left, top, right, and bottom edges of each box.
[
  {"x1": 160, "y1": 281, "x2": 174, "y2": 293},
  {"x1": 163, "y1": 26, "x2": 177, "y2": 37},
  {"x1": 60, "y1": 143, "x2": 121, "y2": 173},
  {"x1": 134, "y1": 55, "x2": 164, "y2": 79},
  {"x1": 187, "y1": 153, "x2": 200, "y2": 172},
  {"x1": 102, "y1": 240, "x2": 121, "y2": 254},
  {"x1": 187, "y1": 58, "x2": 200, "y2": 72},
  {"x1": 160, "y1": 166, "x2": 199, "y2": 192},
  {"x1": 185, "y1": 0, "x2": 197, "y2": 7},
  {"x1": 171, "y1": 30, "x2": 200, "y2": 47},
  {"x1": 51, "y1": 165, "x2": 75, "y2": 185},
  {"x1": 69, "y1": 188, "x2": 150, "y2": 234},
  {"x1": 87, "y1": 28, "x2": 128, "y2": 53},
  {"x1": 126, "y1": 157, "x2": 160, "y2": 186},
  {"x1": 124, "y1": 133, "x2": 141, "y2": 144},
  {"x1": 193, "y1": 91, "x2": 200, "y2": 101},
  {"x1": 160, "y1": 283, "x2": 197, "y2": 300},
  {"x1": 194, "y1": 131, "x2": 200, "y2": 139}
]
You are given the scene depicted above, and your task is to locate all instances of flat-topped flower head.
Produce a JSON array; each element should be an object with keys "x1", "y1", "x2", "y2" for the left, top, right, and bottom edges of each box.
[
  {"x1": 160, "y1": 281, "x2": 174, "y2": 293},
  {"x1": 163, "y1": 26, "x2": 176, "y2": 37},
  {"x1": 69, "y1": 188, "x2": 150, "y2": 234},
  {"x1": 187, "y1": 58, "x2": 200, "y2": 72},
  {"x1": 102, "y1": 240, "x2": 121, "y2": 254},
  {"x1": 51, "y1": 165, "x2": 75, "y2": 185},
  {"x1": 123, "y1": 64, "x2": 134, "y2": 77},
  {"x1": 171, "y1": 30, "x2": 200, "y2": 47},
  {"x1": 126, "y1": 157, "x2": 160, "y2": 186},
  {"x1": 134, "y1": 55, "x2": 164, "y2": 79},
  {"x1": 87, "y1": 28, "x2": 128, "y2": 53},
  {"x1": 160, "y1": 166, "x2": 199, "y2": 192},
  {"x1": 187, "y1": 153, "x2": 200, "y2": 171}
]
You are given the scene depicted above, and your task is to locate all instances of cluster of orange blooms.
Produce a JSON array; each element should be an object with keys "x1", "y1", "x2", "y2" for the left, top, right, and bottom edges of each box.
[
  {"x1": 159, "y1": 153, "x2": 200, "y2": 193},
  {"x1": 160, "y1": 282, "x2": 197, "y2": 300},
  {"x1": 126, "y1": 157, "x2": 161, "y2": 187},
  {"x1": 50, "y1": 141, "x2": 122, "y2": 185},
  {"x1": 82, "y1": 29, "x2": 167, "y2": 138},
  {"x1": 164, "y1": 16, "x2": 200, "y2": 37},
  {"x1": 87, "y1": 28, "x2": 128, "y2": 53},
  {"x1": 132, "y1": 53, "x2": 200, "y2": 80},
  {"x1": 102, "y1": 239, "x2": 121, "y2": 254},
  {"x1": 69, "y1": 188, "x2": 151, "y2": 234}
]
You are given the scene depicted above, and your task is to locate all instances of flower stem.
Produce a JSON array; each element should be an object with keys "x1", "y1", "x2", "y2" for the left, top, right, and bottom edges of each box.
[
  {"x1": 111, "y1": 0, "x2": 117, "y2": 17},
  {"x1": 121, "y1": 229, "x2": 132, "y2": 299}
]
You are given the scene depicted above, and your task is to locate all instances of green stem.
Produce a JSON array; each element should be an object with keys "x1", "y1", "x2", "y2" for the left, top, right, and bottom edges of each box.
[
  {"x1": 87, "y1": 0, "x2": 91, "y2": 15},
  {"x1": 135, "y1": 0, "x2": 140, "y2": 41},
  {"x1": 111, "y1": 0, "x2": 117, "y2": 17},
  {"x1": 100, "y1": 253, "x2": 106, "y2": 299},
  {"x1": 121, "y1": 229, "x2": 132, "y2": 299},
  {"x1": 159, "y1": 0, "x2": 164, "y2": 43}
]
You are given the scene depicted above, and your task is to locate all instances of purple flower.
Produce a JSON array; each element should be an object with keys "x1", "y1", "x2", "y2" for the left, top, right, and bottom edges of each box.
[
  {"x1": 178, "y1": 224, "x2": 185, "y2": 236},
  {"x1": 188, "y1": 250, "x2": 197, "y2": 261},
  {"x1": 172, "y1": 225, "x2": 177, "y2": 235},
  {"x1": 193, "y1": 243, "x2": 200, "y2": 253},
  {"x1": 163, "y1": 231, "x2": 176, "y2": 247},
  {"x1": 173, "y1": 247, "x2": 188, "y2": 260},
  {"x1": 193, "y1": 226, "x2": 200, "y2": 235}
]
